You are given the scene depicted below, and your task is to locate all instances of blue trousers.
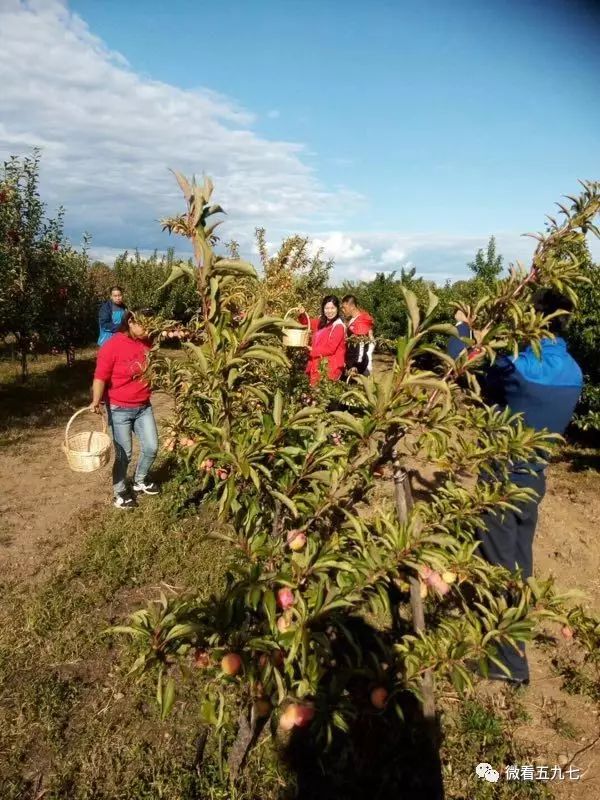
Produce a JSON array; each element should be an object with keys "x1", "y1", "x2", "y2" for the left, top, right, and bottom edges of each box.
[
  {"x1": 107, "y1": 404, "x2": 158, "y2": 495},
  {"x1": 477, "y1": 470, "x2": 547, "y2": 682}
]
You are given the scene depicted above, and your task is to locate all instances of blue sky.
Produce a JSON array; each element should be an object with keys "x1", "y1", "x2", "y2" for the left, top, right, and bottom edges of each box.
[{"x1": 1, "y1": 0, "x2": 599, "y2": 282}]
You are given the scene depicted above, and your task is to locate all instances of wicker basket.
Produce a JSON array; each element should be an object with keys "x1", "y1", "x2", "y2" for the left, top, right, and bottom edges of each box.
[
  {"x1": 62, "y1": 407, "x2": 112, "y2": 473},
  {"x1": 282, "y1": 307, "x2": 310, "y2": 348}
]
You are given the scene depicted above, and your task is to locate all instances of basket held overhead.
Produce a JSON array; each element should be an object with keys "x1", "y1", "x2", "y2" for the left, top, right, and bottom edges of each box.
[
  {"x1": 282, "y1": 307, "x2": 310, "y2": 348},
  {"x1": 62, "y1": 407, "x2": 112, "y2": 473}
]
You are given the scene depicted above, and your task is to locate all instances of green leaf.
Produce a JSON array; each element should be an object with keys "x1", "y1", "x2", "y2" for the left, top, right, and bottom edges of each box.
[
  {"x1": 160, "y1": 677, "x2": 176, "y2": 720},
  {"x1": 273, "y1": 390, "x2": 283, "y2": 427},
  {"x1": 269, "y1": 489, "x2": 298, "y2": 518},
  {"x1": 213, "y1": 259, "x2": 256, "y2": 277},
  {"x1": 170, "y1": 169, "x2": 193, "y2": 200},
  {"x1": 159, "y1": 262, "x2": 195, "y2": 290},
  {"x1": 402, "y1": 287, "x2": 420, "y2": 332}
]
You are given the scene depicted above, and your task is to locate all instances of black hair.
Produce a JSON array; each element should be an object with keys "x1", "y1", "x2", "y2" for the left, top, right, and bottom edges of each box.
[
  {"x1": 318, "y1": 295, "x2": 341, "y2": 329},
  {"x1": 341, "y1": 294, "x2": 358, "y2": 306},
  {"x1": 532, "y1": 288, "x2": 574, "y2": 336},
  {"x1": 110, "y1": 285, "x2": 124, "y2": 294}
]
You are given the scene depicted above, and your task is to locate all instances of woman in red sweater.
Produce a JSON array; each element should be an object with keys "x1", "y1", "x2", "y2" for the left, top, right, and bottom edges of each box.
[
  {"x1": 90, "y1": 311, "x2": 158, "y2": 509},
  {"x1": 298, "y1": 295, "x2": 347, "y2": 386}
]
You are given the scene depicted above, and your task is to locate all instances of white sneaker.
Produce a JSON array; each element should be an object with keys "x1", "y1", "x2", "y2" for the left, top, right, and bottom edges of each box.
[
  {"x1": 113, "y1": 492, "x2": 137, "y2": 509},
  {"x1": 132, "y1": 480, "x2": 160, "y2": 495}
]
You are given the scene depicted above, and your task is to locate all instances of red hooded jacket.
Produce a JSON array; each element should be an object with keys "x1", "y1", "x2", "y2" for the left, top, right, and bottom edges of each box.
[
  {"x1": 347, "y1": 310, "x2": 374, "y2": 336},
  {"x1": 299, "y1": 313, "x2": 347, "y2": 385}
]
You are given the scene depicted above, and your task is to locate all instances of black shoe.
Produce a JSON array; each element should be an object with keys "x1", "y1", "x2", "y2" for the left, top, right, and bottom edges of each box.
[
  {"x1": 487, "y1": 671, "x2": 529, "y2": 687},
  {"x1": 113, "y1": 491, "x2": 137, "y2": 509},
  {"x1": 132, "y1": 480, "x2": 160, "y2": 496}
]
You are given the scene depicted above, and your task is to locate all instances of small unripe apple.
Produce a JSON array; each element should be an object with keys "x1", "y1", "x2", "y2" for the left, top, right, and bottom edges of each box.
[
  {"x1": 287, "y1": 530, "x2": 307, "y2": 551},
  {"x1": 221, "y1": 653, "x2": 243, "y2": 675},
  {"x1": 277, "y1": 614, "x2": 292, "y2": 633},
  {"x1": 277, "y1": 587, "x2": 295, "y2": 610},
  {"x1": 370, "y1": 686, "x2": 388, "y2": 709},
  {"x1": 441, "y1": 571, "x2": 457, "y2": 584},
  {"x1": 279, "y1": 705, "x2": 299, "y2": 731},
  {"x1": 200, "y1": 458, "x2": 214, "y2": 471},
  {"x1": 216, "y1": 468, "x2": 229, "y2": 481}
]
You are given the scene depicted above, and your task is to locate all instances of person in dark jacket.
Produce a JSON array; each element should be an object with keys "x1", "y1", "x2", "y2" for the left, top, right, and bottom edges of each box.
[
  {"x1": 98, "y1": 286, "x2": 127, "y2": 346},
  {"x1": 449, "y1": 288, "x2": 583, "y2": 685}
]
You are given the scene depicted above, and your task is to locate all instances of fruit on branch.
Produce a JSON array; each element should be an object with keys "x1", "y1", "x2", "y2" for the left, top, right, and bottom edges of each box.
[
  {"x1": 194, "y1": 649, "x2": 211, "y2": 668},
  {"x1": 370, "y1": 686, "x2": 389, "y2": 709},
  {"x1": 276, "y1": 587, "x2": 295, "y2": 609},
  {"x1": 200, "y1": 459, "x2": 214, "y2": 471},
  {"x1": 279, "y1": 703, "x2": 315, "y2": 730},
  {"x1": 277, "y1": 612, "x2": 293, "y2": 633},
  {"x1": 287, "y1": 530, "x2": 307, "y2": 551},
  {"x1": 442, "y1": 571, "x2": 457, "y2": 584},
  {"x1": 215, "y1": 468, "x2": 229, "y2": 480},
  {"x1": 221, "y1": 652, "x2": 243, "y2": 675}
]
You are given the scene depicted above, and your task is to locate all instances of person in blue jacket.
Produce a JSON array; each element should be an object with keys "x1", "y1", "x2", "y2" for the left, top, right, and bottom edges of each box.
[
  {"x1": 98, "y1": 286, "x2": 127, "y2": 347},
  {"x1": 449, "y1": 288, "x2": 583, "y2": 685}
]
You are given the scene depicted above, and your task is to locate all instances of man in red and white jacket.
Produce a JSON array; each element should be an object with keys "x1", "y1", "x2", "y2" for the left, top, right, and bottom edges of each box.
[{"x1": 342, "y1": 295, "x2": 375, "y2": 376}]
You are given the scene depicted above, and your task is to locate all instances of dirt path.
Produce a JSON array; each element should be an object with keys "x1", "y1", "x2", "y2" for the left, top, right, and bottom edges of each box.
[{"x1": 0, "y1": 391, "x2": 172, "y2": 578}]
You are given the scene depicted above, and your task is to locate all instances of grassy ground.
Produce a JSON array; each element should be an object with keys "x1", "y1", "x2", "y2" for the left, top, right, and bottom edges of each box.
[
  {"x1": 0, "y1": 488, "x2": 554, "y2": 800},
  {"x1": 0, "y1": 349, "x2": 597, "y2": 799}
]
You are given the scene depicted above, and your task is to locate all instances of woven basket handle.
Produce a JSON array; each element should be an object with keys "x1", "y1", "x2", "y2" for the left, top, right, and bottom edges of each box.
[
  {"x1": 284, "y1": 307, "x2": 310, "y2": 330},
  {"x1": 64, "y1": 406, "x2": 107, "y2": 446}
]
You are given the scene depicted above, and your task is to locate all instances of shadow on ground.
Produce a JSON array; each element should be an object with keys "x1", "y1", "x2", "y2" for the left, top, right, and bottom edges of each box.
[{"x1": 0, "y1": 354, "x2": 95, "y2": 433}]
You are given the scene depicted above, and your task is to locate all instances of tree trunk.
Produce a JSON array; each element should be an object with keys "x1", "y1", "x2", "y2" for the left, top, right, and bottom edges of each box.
[
  {"x1": 20, "y1": 345, "x2": 28, "y2": 382},
  {"x1": 391, "y1": 460, "x2": 436, "y2": 721}
]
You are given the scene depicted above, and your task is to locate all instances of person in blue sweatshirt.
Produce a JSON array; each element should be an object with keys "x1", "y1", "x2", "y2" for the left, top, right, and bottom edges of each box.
[
  {"x1": 449, "y1": 288, "x2": 583, "y2": 685},
  {"x1": 98, "y1": 286, "x2": 127, "y2": 347}
]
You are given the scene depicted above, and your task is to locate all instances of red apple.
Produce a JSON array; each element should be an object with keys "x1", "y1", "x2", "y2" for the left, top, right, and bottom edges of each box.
[
  {"x1": 216, "y1": 468, "x2": 229, "y2": 481},
  {"x1": 370, "y1": 687, "x2": 388, "y2": 709},
  {"x1": 221, "y1": 653, "x2": 243, "y2": 675},
  {"x1": 294, "y1": 704, "x2": 315, "y2": 727},
  {"x1": 200, "y1": 459, "x2": 214, "y2": 471},
  {"x1": 277, "y1": 587, "x2": 295, "y2": 610}
]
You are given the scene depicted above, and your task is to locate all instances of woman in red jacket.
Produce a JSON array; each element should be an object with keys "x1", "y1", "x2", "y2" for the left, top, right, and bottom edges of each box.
[
  {"x1": 298, "y1": 295, "x2": 347, "y2": 386},
  {"x1": 90, "y1": 311, "x2": 159, "y2": 509}
]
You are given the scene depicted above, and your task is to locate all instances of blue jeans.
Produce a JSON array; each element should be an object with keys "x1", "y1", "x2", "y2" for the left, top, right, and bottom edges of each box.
[{"x1": 107, "y1": 404, "x2": 158, "y2": 495}]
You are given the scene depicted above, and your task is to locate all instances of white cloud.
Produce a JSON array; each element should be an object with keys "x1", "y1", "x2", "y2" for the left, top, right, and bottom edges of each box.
[
  {"x1": 380, "y1": 246, "x2": 406, "y2": 265},
  {"x1": 0, "y1": 0, "x2": 361, "y2": 254},
  {"x1": 309, "y1": 233, "x2": 370, "y2": 262}
]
